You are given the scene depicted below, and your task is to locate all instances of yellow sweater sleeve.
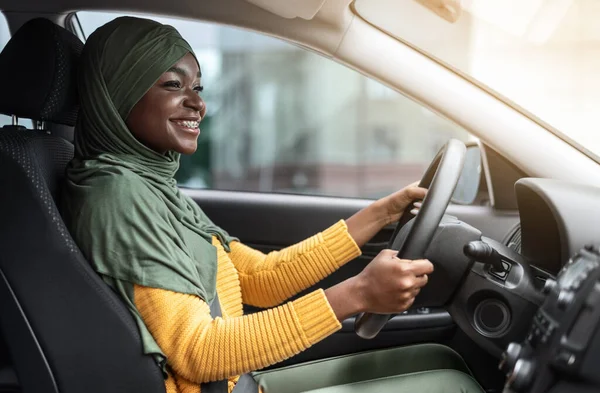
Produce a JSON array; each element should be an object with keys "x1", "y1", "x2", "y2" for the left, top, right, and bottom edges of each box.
[
  {"x1": 134, "y1": 285, "x2": 341, "y2": 384},
  {"x1": 229, "y1": 220, "x2": 361, "y2": 308}
]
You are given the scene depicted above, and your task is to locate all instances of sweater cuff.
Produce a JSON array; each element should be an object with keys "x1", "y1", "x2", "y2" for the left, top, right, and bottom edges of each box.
[
  {"x1": 292, "y1": 289, "x2": 341, "y2": 345},
  {"x1": 321, "y1": 220, "x2": 362, "y2": 267}
]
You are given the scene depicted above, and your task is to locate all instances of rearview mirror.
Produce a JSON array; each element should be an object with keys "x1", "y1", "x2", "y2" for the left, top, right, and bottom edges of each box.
[{"x1": 451, "y1": 143, "x2": 481, "y2": 205}]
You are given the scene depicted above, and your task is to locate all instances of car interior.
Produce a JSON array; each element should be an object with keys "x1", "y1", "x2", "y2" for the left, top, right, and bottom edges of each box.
[{"x1": 1, "y1": 1, "x2": 600, "y2": 393}]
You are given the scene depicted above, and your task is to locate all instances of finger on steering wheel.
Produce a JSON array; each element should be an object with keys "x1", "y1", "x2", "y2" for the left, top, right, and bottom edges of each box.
[
  {"x1": 413, "y1": 274, "x2": 429, "y2": 288},
  {"x1": 410, "y1": 201, "x2": 423, "y2": 216},
  {"x1": 407, "y1": 260, "x2": 434, "y2": 276}
]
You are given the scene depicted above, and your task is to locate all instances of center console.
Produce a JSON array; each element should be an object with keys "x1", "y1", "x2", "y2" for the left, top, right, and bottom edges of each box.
[{"x1": 500, "y1": 245, "x2": 600, "y2": 393}]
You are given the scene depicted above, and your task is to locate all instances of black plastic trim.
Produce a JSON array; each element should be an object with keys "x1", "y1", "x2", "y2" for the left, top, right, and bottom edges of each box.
[{"x1": 341, "y1": 309, "x2": 453, "y2": 332}]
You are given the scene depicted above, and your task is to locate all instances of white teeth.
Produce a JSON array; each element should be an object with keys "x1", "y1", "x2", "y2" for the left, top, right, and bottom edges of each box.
[{"x1": 175, "y1": 120, "x2": 199, "y2": 129}]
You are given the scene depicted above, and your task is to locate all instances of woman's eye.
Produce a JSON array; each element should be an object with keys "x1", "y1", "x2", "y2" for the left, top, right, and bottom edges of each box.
[
  {"x1": 164, "y1": 80, "x2": 182, "y2": 89},
  {"x1": 194, "y1": 86, "x2": 204, "y2": 94}
]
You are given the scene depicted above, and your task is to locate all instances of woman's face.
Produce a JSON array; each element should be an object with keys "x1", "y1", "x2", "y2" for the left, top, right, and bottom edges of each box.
[{"x1": 126, "y1": 53, "x2": 206, "y2": 155}]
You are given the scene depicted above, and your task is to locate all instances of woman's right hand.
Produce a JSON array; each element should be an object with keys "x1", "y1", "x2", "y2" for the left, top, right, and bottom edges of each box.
[
  {"x1": 355, "y1": 249, "x2": 433, "y2": 314},
  {"x1": 325, "y1": 249, "x2": 434, "y2": 321}
]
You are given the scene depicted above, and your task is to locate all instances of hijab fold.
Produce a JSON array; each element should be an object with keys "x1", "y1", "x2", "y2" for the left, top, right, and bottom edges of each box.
[{"x1": 62, "y1": 16, "x2": 233, "y2": 370}]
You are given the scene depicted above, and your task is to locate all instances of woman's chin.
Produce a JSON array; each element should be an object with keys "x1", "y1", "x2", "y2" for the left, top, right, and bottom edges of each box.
[{"x1": 175, "y1": 143, "x2": 198, "y2": 155}]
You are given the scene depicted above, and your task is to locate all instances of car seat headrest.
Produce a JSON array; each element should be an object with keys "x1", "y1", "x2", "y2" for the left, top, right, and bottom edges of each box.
[{"x1": 0, "y1": 18, "x2": 83, "y2": 126}]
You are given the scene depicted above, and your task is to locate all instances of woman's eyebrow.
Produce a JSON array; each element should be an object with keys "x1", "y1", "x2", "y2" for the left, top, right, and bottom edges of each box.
[{"x1": 166, "y1": 66, "x2": 202, "y2": 78}]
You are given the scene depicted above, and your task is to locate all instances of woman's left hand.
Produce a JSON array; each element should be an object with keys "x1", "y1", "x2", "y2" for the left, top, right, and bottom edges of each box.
[
  {"x1": 376, "y1": 181, "x2": 428, "y2": 226},
  {"x1": 346, "y1": 182, "x2": 427, "y2": 248}
]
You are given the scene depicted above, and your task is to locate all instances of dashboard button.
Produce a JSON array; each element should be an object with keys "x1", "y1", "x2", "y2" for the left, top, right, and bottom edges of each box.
[
  {"x1": 557, "y1": 290, "x2": 575, "y2": 309},
  {"x1": 571, "y1": 276, "x2": 586, "y2": 291},
  {"x1": 543, "y1": 279, "x2": 557, "y2": 294},
  {"x1": 555, "y1": 350, "x2": 577, "y2": 369}
]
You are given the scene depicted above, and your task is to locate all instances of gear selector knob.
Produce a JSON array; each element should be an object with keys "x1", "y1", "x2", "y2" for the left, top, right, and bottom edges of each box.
[{"x1": 507, "y1": 359, "x2": 534, "y2": 392}]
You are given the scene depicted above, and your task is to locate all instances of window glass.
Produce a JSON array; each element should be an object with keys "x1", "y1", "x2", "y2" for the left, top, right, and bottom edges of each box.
[
  {"x1": 355, "y1": 0, "x2": 600, "y2": 159},
  {"x1": 0, "y1": 13, "x2": 32, "y2": 128},
  {"x1": 77, "y1": 11, "x2": 471, "y2": 199}
]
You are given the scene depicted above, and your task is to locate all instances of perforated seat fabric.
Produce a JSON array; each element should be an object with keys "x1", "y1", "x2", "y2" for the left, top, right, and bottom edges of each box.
[
  {"x1": 0, "y1": 18, "x2": 167, "y2": 393},
  {"x1": 25, "y1": 132, "x2": 75, "y2": 205}
]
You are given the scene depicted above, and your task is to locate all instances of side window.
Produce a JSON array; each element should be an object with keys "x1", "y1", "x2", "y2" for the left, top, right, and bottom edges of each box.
[
  {"x1": 77, "y1": 12, "x2": 471, "y2": 199},
  {"x1": 0, "y1": 13, "x2": 32, "y2": 128}
]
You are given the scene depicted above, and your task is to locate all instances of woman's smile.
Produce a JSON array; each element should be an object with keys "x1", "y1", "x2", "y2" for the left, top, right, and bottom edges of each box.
[{"x1": 170, "y1": 118, "x2": 201, "y2": 136}]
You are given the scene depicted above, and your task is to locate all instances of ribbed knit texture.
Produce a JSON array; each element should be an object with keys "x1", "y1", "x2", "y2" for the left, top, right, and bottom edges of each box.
[
  {"x1": 134, "y1": 220, "x2": 361, "y2": 393},
  {"x1": 231, "y1": 222, "x2": 361, "y2": 308}
]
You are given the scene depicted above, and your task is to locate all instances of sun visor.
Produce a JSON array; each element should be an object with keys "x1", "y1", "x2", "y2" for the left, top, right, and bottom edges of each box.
[{"x1": 244, "y1": 0, "x2": 327, "y2": 19}]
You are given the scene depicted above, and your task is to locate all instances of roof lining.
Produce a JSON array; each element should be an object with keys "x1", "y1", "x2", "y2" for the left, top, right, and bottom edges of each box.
[{"x1": 244, "y1": 0, "x2": 327, "y2": 19}]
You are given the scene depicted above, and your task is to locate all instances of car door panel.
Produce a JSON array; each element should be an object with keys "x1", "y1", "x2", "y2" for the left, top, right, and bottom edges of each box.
[{"x1": 186, "y1": 189, "x2": 519, "y2": 248}]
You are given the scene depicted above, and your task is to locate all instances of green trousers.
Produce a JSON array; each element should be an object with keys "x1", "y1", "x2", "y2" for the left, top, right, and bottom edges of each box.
[{"x1": 253, "y1": 344, "x2": 485, "y2": 393}]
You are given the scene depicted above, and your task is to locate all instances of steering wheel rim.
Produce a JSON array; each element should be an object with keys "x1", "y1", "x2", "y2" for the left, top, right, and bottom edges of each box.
[{"x1": 354, "y1": 139, "x2": 467, "y2": 339}]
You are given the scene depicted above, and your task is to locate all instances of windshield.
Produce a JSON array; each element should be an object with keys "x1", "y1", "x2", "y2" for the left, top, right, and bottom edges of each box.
[{"x1": 356, "y1": 0, "x2": 600, "y2": 159}]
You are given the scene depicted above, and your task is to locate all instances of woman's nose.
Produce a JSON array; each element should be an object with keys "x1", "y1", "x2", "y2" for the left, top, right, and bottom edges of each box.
[{"x1": 184, "y1": 89, "x2": 204, "y2": 113}]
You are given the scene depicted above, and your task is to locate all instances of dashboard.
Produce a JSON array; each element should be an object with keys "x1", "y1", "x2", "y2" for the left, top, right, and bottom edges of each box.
[
  {"x1": 509, "y1": 178, "x2": 600, "y2": 275},
  {"x1": 447, "y1": 177, "x2": 600, "y2": 361}
]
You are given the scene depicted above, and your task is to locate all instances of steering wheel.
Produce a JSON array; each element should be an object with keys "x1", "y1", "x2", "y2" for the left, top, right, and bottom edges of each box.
[{"x1": 354, "y1": 139, "x2": 467, "y2": 339}]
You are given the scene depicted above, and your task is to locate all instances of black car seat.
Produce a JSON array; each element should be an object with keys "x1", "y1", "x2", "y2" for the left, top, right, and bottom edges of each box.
[{"x1": 0, "y1": 18, "x2": 165, "y2": 393}]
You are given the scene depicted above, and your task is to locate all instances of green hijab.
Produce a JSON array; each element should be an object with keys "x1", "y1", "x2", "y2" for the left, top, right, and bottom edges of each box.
[{"x1": 62, "y1": 16, "x2": 233, "y2": 370}]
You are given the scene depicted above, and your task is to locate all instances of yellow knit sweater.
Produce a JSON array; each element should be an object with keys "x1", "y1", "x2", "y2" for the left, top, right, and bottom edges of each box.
[{"x1": 133, "y1": 220, "x2": 361, "y2": 393}]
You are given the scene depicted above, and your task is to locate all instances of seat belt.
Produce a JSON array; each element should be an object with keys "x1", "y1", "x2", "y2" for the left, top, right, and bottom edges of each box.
[{"x1": 201, "y1": 295, "x2": 259, "y2": 393}]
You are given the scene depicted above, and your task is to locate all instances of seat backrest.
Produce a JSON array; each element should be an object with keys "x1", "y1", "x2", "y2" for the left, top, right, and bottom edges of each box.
[{"x1": 0, "y1": 18, "x2": 165, "y2": 393}]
